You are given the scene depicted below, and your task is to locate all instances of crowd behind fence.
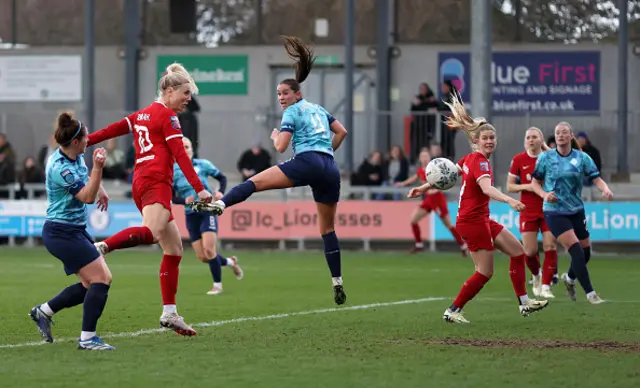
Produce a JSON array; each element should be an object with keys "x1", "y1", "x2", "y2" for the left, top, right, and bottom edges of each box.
[{"x1": 1, "y1": 109, "x2": 640, "y2": 181}]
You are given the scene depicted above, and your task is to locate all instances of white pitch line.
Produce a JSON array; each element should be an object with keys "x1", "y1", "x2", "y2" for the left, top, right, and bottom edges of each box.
[{"x1": 0, "y1": 296, "x2": 448, "y2": 350}]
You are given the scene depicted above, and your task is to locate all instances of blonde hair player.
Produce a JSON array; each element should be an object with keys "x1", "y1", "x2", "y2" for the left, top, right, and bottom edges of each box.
[
  {"x1": 86, "y1": 63, "x2": 212, "y2": 336},
  {"x1": 408, "y1": 95, "x2": 549, "y2": 323},
  {"x1": 529, "y1": 121, "x2": 613, "y2": 304},
  {"x1": 507, "y1": 127, "x2": 558, "y2": 299}
]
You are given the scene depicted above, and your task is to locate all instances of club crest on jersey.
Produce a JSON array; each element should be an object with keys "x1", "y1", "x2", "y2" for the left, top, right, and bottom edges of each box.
[
  {"x1": 60, "y1": 169, "x2": 75, "y2": 184},
  {"x1": 479, "y1": 162, "x2": 489, "y2": 172},
  {"x1": 170, "y1": 116, "x2": 181, "y2": 130}
]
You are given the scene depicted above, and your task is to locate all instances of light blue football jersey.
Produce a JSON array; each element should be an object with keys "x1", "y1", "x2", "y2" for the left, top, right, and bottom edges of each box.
[
  {"x1": 173, "y1": 158, "x2": 221, "y2": 215},
  {"x1": 280, "y1": 99, "x2": 335, "y2": 156},
  {"x1": 532, "y1": 149, "x2": 600, "y2": 215},
  {"x1": 45, "y1": 149, "x2": 89, "y2": 225}
]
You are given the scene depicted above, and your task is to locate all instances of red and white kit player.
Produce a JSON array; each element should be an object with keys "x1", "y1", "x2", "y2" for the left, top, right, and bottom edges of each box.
[
  {"x1": 408, "y1": 96, "x2": 549, "y2": 323},
  {"x1": 87, "y1": 63, "x2": 212, "y2": 336},
  {"x1": 396, "y1": 149, "x2": 467, "y2": 255},
  {"x1": 507, "y1": 127, "x2": 557, "y2": 299}
]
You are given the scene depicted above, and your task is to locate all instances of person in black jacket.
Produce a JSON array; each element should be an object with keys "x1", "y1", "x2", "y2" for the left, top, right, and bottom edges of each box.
[
  {"x1": 576, "y1": 131, "x2": 601, "y2": 187},
  {"x1": 237, "y1": 142, "x2": 272, "y2": 181},
  {"x1": 410, "y1": 83, "x2": 438, "y2": 159},
  {"x1": 437, "y1": 80, "x2": 461, "y2": 160},
  {"x1": 178, "y1": 96, "x2": 201, "y2": 157}
]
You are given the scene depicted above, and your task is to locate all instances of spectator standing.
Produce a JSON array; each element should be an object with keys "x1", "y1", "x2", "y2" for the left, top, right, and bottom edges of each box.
[
  {"x1": 0, "y1": 134, "x2": 16, "y2": 191},
  {"x1": 178, "y1": 96, "x2": 201, "y2": 157},
  {"x1": 410, "y1": 83, "x2": 438, "y2": 159},
  {"x1": 17, "y1": 156, "x2": 45, "y2": 199}
]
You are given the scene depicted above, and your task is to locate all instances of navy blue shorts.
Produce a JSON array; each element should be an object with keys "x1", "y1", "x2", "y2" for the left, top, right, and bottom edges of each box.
[
  {"x1": 544, "y1": 210, "x2": 589, "y2": 241},
  {"x1": 42, "y1": 221, "x2": 101, "y2": 276},
  {"x1": 185, "y1": 212, "x2": 218, "y2": 242},
  {"x1": 278, "y1": 151, "x2": 341, "y2": 203}
]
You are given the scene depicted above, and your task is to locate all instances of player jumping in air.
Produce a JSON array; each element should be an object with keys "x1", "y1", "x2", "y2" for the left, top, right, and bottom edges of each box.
[{"x1": 193, "y1": 36, "x2": 349, "y2": 305}]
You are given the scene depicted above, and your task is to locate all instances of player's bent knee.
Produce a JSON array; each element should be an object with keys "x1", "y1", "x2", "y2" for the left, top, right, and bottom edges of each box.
[
  {"x1": 203, "y1": 248, "x2": 217, "y2": 259},
  {"x1": 542, "y1": 244, "x2": 556, "y2": 252},
  {"x1": 524, "y1": 248, "x2": 538, "y2": 257}
]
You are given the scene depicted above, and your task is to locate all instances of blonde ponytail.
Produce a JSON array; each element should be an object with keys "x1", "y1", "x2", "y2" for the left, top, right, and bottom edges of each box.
[{"x1": 443, "y1": 92, "x2": 495, "y2": 152}]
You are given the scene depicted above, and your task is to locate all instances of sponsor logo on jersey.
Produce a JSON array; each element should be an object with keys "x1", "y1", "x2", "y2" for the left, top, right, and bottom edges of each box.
[{"x1": 170, "y1": 116, "x2": 181, "y2": 129}]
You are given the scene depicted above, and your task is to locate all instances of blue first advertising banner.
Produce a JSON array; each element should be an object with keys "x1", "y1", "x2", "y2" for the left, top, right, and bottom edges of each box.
[{"x1": 438, "y1": 51, "x2": 600, "y2": 114}]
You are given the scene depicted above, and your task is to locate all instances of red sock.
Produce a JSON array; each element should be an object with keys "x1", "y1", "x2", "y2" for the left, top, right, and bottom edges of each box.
[
  {"x1": 542, "y1": 250, "x2": 558, "y2": 286},
  {"x1": 448, "y1": 226, "x2": 465, "y2": 247},
  {"x1": 411, "y1": 223, "x2": 422, "y2": 244},
  {"x1": 452, "y1": 271, "x2": 490, "y2": 309},
  {"x1": 159, "y1": 254, "x2": 181, "y2": 305},
  {"x1": 103, "y1": 226, "x2": 154, "y2": 252},
  {"x1": 510, "y1": 254, "x2": 527, "y2": 298},
  {"x1": 526, "y1": 254, "x2": 541, "y2": 276}
]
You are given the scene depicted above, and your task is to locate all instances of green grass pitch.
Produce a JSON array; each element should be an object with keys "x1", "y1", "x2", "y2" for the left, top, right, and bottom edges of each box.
[{"x1": 1, "y1": 248, "x2": 639, "y2": 387}]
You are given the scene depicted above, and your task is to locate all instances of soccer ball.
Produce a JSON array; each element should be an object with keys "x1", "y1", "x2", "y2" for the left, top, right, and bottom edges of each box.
[{"x1": 426, "y1": 158, "x2": 458, "y2": 190}]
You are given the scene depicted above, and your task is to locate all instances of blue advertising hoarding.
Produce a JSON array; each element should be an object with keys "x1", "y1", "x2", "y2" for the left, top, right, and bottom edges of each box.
[
  {"x1": 434, "y1": 202, "x2": 640, "y2": 242},
  {"x1": 438, "y1": 51, "x2": 600, "y2": 114}
]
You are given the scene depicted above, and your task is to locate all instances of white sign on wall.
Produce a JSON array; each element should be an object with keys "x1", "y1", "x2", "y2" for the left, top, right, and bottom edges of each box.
[{"x1": 0, "y1": 55, "x2": 82, "y2": 102}]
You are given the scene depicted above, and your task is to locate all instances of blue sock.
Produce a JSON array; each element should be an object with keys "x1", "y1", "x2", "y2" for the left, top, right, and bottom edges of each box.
[
  {"x1": 567, "y1": 243, "x2": 594, "y2": 294},
  {"x1": 82, "y1": 283, "x2": 110, "y2": 332},
  {"x1": 220, "y1": 180, "x2": 256, "y2": 208},
  {"x1": 47, "y1": 282, "x2": 87, "y2": 313},
  {"x1": 322, "y1": 231, "x2": 342, "y2": 278},
  {"x1": 568, "y1": 246, "x2": 591, "y2": 279},
  {"x1": 208, "y1": 256, "x2": 222, "y2": 283},
  {"x1": 216, "y1": 253, "x2": 229, "y2": 267}
]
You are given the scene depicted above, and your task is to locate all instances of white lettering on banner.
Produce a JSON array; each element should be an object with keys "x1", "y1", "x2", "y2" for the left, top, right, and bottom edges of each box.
[
  {"x1": 586, "y1": 210, "x2": 639, "y2": 230},
  {"x1": 491, "y1": 63, "x2": 531, "y2": 85},
  {"x1": 0, "y1": 201, "x2": 48, "y2": 216}
]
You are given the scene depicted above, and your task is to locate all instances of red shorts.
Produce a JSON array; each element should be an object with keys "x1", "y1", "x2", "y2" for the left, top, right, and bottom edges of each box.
[
  {"x1": 519, "y1": 213, "x2": 549, "y2": 233},
  {"x1": 456, "y1": 219, "x2": 504, "y2": 252},
  {"x1": 132, "y1": 179, "x2": 174, "y2": 222},
  {"x1": 419, "y1": 191, "x2": 449, "y2": 217}
]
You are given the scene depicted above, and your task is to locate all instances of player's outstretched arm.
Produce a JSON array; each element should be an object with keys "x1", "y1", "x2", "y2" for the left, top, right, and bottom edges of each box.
[
  {"x1": 478, "y1": 176, "x2": 525, "y2": 211},
  {"x1": 330, "y1": 120, "x2": 348, "y2": 151},
  {"x1": 407, "y1": 182, "x2": 432, "y2": 198},
  {"x1": 87, "y1": 118, "x2": 131, "y2": 146}
]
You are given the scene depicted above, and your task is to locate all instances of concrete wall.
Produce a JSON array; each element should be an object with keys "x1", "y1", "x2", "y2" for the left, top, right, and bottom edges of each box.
[{"x1": 1, "y1": 43, "x2": 639, "y2": 179}]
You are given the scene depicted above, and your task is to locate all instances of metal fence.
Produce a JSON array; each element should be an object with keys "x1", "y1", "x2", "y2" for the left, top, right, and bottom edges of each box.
[{"x1": 1, "y1": 109, "x2": 640, "y2": 180}]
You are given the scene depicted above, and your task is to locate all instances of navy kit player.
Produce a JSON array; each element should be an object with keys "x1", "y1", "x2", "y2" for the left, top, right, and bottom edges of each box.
[
  {"x1": 173, "y1": 138, "x2": 244, "y2": 295},
  {"x1": 29, "y1": 112, "x2": 115, "y2": 350},
  {"x1": 195, "y1": 36, "x2": 349, "y2": 305},
  {"x1": 531, "y1": 121, "x2": 613, "y2": 304}
]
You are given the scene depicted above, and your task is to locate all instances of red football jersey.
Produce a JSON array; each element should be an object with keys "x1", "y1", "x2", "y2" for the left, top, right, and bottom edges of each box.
[
  {"x1": 88, "y1": 101, "x2": 204, "y2": 193},
  {"x1": 509, "y1": 151, "x2": 543, "y2": 216},
  {"x1": 126, "y1": 102, "x2": 186, "y2": 185},
  {"x1": 456, "y1": 152, "x2": 492, "y2": 222}
]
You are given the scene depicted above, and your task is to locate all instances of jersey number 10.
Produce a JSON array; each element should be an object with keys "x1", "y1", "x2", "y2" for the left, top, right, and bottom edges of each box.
[{"x1": 134, "y1": 125, "x2": 154, "y2": 153}]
